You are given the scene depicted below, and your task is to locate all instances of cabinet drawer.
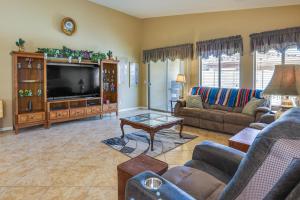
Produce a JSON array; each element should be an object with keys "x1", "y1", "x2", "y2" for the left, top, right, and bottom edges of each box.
[
  {"x1": 49, "y1": 110, "x2": 69, "y2": 120},
  {"x1": 103, "y1": 103, "x2": 117, "y2": 112},
  {"x1": 103, "y1": 104, "x2": 109, "y2": 112},
  {"x1": 86, "y1": 106, "x2": 101, "y2": 115},
  {"x1": 18, "y1": 112, "x2": 45, "y2": 124},
  {"x1": 70, "y1": 108, "x2": 86, "y2": 118},
  {"x1": 109, "y1": 103, "x2": 118, "y2": 111}
]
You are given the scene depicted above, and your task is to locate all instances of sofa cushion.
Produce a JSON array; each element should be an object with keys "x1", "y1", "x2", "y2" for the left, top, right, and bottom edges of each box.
[
  {"x1": 242, "y1": 98, "x2": 265, "y2": 116},
  {"x1": 163, "y1": 166, "x2": 225, "y2": 200},
  {"x1": 224, "y1": 112, "x2": 255, "y2": 126},
  {"x1": 199, "y1": 109, "x2": 225, "y2": 123},
  {"x1": 186, "y1": 95, "x2": 203, "y2": 109},
  {"x1": 179, "y1": 107, "x2": 202, "y2": 118},
  {"x1": 185, "y1": 160, "x2": 231, "y2": 183}
]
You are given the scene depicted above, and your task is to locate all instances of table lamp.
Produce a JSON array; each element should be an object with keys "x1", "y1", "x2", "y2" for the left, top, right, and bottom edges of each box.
[
  {"x1": 176, "y1": 74, "x2": 186, "y2": 99},
  {"x1": 263, "y1": 64, "x2": 300, "y2": 118}
]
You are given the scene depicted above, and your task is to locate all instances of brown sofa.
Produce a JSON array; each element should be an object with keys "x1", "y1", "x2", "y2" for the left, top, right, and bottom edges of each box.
[{"x1": 174, "y1": 100, "x2": 270, "y2": 134}]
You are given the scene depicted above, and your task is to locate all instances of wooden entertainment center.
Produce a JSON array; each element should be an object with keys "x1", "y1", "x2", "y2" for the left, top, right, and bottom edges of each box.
[{"x1": 12, "y1": 51, "x2": 118, "y2": 133}]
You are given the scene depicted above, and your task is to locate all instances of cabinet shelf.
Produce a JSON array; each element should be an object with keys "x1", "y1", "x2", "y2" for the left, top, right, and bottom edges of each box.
[
  {"x1": 18, "y1": 96, "x2": 44, "y2": 98},
  {"x1": 18, "y1": 80, "x2": 42, "y2": 83},
  {"x1": 19, "y1": 109, "x2": 45, "y2": 114},
  {"x1": 18, "y1": 67, "x2": 43, "y2": 70}
]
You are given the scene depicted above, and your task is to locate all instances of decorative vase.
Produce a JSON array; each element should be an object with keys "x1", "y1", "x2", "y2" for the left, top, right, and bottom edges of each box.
[
  {"x1": 68, "y1": 56, "x2": 72, "y2": 63},
  {"x1": 18, "y1": 90, "x2": 24, "y2": 97},
  {"x1": 18, "y1": 46, "x2": 25, "y2": 52},
  {"x1": 97, "y1": 59, "x2": 100, "y2": 65},
  {"x1": 78, "y1": 57, "x2": 82, "y2": 63},
  {"x1": 44, "y1": 53, "x2": 48, "y2": 60},
  {"x1": 17, "y1": 63, "x2": 22, "y2": 69},
  {"x1": 27, "y1": 100, "x2": 32, "y2": 112}
]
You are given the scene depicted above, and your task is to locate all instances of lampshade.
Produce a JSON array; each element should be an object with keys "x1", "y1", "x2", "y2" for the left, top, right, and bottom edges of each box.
[
  {"x1": 176, "y1": 74, "x2": 186, "y2": 83},
  {"x1": 0, "y1": 100, "x2": 3, "y2": 119},
  {"x1": 263, "y1": 65, "x2": 300, "y2": 96}
]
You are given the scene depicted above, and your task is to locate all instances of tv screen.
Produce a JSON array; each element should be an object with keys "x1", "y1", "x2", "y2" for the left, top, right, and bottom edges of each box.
[{"x1": 47, "y1": 63, "x2": 100, "y2": 100}]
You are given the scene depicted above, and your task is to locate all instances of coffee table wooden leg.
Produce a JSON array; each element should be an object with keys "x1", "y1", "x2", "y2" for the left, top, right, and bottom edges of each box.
[
  {"x1": 120, "y1": 121, "x2": 125, "y2": 138},
  {"x1": 179, "y1": 121, "x2": 183, "y2": 138},
  {"x1": 150, "y1": 132, "x2": 155, "y2": 151}
]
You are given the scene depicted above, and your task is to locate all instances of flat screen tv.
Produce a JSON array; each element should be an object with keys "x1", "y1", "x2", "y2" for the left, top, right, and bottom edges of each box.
[{"x1": 47, "y1": 63, "x2": 100, "y2": 100}]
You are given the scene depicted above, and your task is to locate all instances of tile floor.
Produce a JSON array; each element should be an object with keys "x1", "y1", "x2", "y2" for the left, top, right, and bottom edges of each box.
[{"x1": 0, "y1": 109, "x2": 230, "y2": 200}]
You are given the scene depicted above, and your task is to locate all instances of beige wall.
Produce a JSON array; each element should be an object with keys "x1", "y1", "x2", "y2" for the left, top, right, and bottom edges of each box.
[
  {"x1": 1, "y1": 2, "x2": 300, "y2": 129},
  {"x1": 140, "y1": 5, "x2": 300, "y2": 107},
  {"x1": 0, "y1": 0, "x2": 142, "y2": 128}
]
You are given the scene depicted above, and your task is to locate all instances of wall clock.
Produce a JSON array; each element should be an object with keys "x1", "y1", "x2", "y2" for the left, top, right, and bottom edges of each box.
[{"x1": 61, "y1": 17, "x2": 77, "y2": 36}]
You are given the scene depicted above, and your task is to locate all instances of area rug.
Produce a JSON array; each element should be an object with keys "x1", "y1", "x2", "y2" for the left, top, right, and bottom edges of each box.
[{"x1": 102, "y1": 129, "x2": 197, "y2": 158}]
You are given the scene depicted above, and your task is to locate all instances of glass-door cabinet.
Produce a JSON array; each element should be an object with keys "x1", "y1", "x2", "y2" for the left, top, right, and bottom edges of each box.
[{"x1": 12, "y1": 52, "x2": 47, "y2": 133}]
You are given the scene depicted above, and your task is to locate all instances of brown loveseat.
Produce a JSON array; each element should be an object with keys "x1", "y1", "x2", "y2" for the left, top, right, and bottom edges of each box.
[{"x1": 174, "y1": 87, "x2": 271, "y2": 134}]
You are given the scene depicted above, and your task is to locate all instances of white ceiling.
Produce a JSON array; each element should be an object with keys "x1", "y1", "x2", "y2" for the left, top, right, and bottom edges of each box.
[{"x1": 90, "y1": 0, "x2": 300, "y2": 18}]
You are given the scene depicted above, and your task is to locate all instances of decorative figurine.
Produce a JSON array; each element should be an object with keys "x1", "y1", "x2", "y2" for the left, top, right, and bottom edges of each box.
[
  {"x1": 26, "y1": 58, "x2": 32, "y2": 68},
  {"x1": 37, "y1": 63, "x2": 42, "y2": 69},
  {"x1": 37, "y1": 89, "x2": 42, "y2": 97},
  {"x1": 27, "y1": 100, "x2": 32, "y2": 112},
  {"x1": 111, "y1": 83, "x2": 115, "y2": 92}
]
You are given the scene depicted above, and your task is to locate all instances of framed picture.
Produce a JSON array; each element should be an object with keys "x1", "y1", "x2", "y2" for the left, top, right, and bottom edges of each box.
[
  {"x1": 61, "y1": 17, "x2": 77, "y2": 36},
  {"x1": 129, "y1": 62, "x2": 139, "y2": 87},
  {"x1": 118, "y1": 57, "x2": 129, "y2": 85}
]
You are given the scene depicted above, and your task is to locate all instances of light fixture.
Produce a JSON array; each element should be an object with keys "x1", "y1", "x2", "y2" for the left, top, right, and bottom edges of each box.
[
  {"x1": 263, "y1": 64, "x2": 300, "y2": 118},
  {"x1": 176, "y1": 74, "x2": 186, "y2": 99}
]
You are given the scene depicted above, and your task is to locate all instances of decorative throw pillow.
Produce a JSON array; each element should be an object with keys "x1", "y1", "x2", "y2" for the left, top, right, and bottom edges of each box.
[
  {"x1": 242, "y1": 98, "x2": 265, "y2": 116},
  {"x1": 186, "y1": 95, "x2": 203, "y2": 109}
]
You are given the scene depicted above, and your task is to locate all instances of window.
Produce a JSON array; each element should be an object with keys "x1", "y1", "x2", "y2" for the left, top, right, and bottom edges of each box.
[
  {"x1": 285, "y1": 47, "x2": 300, "y2": 64},
  {"x1": 255, "y1": 46, "x2": 300, "y2": 105},
  {"x1": 201, "y1": 53, "x2": 240, "y2": 88},
  {"x1": 255, "y1": 49, "x2": 282, "y2": 90},
  {"x1": 201, "y1": 56, "x2": 219, "y2": 87}
]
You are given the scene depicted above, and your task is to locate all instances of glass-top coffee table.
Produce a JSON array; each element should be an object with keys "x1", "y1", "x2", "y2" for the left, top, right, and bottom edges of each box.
[{"x1": 120, "y1": 113, "x2": 184, "y2": 151}]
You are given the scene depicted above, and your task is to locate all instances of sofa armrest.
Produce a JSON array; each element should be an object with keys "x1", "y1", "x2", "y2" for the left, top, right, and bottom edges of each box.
[
  {"x1": 192, "y1": 141, "x2": 245, "y2": 178},
  {"x1": 256, "y1": 106, "x2": 271, "y2": 113},
  {"x1": 174, "y1": 100, "x2": 186, "y2": 115},
  {"x1": 125, "y1": 171, "x2": 195, "y2": 200},
  {"x1": 259, "y1": 113, "x2": 275, "y2": 124},
  {"x1": 255, "y1": 106, "x2": 271, "y2": 121}
]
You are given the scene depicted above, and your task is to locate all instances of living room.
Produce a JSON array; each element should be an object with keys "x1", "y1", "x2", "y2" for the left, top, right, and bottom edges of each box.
[{"x1": 0, "y1": 0, "x2": 300, "y2": 199}]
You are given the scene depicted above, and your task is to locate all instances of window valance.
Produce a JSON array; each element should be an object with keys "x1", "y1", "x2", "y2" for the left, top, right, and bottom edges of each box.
[
  {"x1": 196, "y1": 35, "x2": 243, "y2": 59},
  {"x1": 250, "y1": 27, "x2": 300, "y2": 53},
  {"x1": 142, "y1": 43, "x2": 193, "y2": 63}
]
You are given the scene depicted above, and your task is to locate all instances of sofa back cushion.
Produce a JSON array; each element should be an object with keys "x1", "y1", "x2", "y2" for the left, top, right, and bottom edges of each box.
[
  {"x1": 190, "y1": 87, "x2": 263, "y2": 110},
  {"x1": 186, "y1": 95, "x2": 203, "y2": 109}
]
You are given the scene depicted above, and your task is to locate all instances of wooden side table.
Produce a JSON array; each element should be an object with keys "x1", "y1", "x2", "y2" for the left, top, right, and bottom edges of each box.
[
  {"x1": 117, "y1": 154, "x2": 168, "y2": 200},
  {"x1": 228, "y1": 128, "x2": 260, "y2": 152}
]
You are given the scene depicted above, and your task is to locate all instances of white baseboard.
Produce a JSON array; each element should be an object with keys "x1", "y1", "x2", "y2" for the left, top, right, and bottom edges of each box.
[
  {"x1": 0, "y1": 126, "x2": 13, "y2": 132},
  {"x1": 119, "y1": 107, "x2": 148, "y2": 112}
]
